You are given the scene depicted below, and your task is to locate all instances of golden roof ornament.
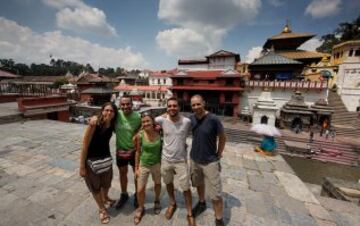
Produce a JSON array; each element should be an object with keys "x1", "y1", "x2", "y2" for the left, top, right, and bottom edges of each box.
[{"x1": 282, "y1": 20, "x2": 292, "y2": 33}]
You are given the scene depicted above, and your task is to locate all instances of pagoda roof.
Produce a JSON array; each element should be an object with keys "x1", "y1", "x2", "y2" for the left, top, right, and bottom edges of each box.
[
  {"x1": 81, "y1": 87, "x2": 116, "y2": 94},
  {"x1": 250, "y1": 52, "x2": 303, "y2": 66},
  {"x1": 263, "y1": 24, "x2": 315, "y2": 50},
  {"x1": 76, "y1": 73, "x2": 117, "y2": 84},
  {"x1": 277, "y1": 50, "x2": 327, "y2": 60}
]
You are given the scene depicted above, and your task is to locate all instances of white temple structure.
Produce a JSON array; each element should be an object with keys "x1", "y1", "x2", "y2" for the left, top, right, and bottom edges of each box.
[{"x1": 252, "y1": 89, "x2": 278, "y2": 126}]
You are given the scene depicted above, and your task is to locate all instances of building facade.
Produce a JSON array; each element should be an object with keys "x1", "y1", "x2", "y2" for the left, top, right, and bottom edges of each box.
[
  {"x1": 170, "y1": 69, "x2": 244, "y2": 116},
  {"x1": 332, "y1": 40, "x2": 360, "y2": 111}
]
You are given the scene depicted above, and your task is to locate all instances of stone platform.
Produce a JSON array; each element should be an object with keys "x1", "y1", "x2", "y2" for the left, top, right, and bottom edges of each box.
[{"x1": 0, "y1": 120, "x2": 358, "y2": 226}]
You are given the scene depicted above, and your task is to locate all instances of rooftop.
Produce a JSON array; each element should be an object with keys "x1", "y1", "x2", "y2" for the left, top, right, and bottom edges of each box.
[
  {"x1": 251, "y1": 52, "x2": 303, "y2": 66},
  {"x1": 0, "y1": 119, "x2": 358, "y2": 225}
]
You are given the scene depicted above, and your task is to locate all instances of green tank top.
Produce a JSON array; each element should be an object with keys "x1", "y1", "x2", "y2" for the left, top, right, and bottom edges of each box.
[{"x1": 140, "y1": 131, "x2": 161, "y2": 166}]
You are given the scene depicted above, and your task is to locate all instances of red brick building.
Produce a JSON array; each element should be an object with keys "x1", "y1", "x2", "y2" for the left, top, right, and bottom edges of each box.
[{"x1": 170, "y1": 69, "x2": 245, "y2": 116}]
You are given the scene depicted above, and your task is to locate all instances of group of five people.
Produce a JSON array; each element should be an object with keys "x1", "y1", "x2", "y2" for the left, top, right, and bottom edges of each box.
[{"x1": 79, "y1": 94, "x2": 226, "y2": 226}]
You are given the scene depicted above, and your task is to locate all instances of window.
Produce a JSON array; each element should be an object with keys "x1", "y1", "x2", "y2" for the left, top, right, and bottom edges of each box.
[
  {"x1": 163, "y1": 79, "x2": 166, "y2": 85},
  {"x1": 349, "y1": 49, "x2": 354, "y2": 57},
  {"x1": 158, "y1": 79, "x2": 161, "y2": 84},
  {"x1": 355, "y1": 49, "x2": 360, "y2": 56}
]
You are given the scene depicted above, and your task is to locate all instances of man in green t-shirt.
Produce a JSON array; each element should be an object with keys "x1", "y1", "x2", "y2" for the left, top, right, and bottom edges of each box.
[
  {"x1": 89, "y1": 96, "x2": 141, "y2": 209},
  {"x1": 114, "y1": 96, "x2": 141, "y2": 209}
]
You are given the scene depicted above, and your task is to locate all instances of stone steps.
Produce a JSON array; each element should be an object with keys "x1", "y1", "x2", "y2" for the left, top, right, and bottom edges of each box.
[{"x1": 224, "y1": 127, "x2": 359, "y2": 166}]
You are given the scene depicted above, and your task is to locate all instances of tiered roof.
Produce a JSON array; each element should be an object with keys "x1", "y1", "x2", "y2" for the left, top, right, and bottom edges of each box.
[
  {"x1": 263, "y1": 23, "x2": 315, "y2": 50},
  {"x1": 281, "y1": 91, "x2": 313, "y2": 115},
  {"x1": 250, "y1": 51, "x2": 302, "y2": 66}
]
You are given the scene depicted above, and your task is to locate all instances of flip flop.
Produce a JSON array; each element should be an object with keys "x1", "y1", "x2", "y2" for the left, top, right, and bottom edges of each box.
[
  {"x1": 134, "y1": 207, "x2": 145, "y2": 225},
  {"x1": 99, "y1": 209, "x2": 110, "y2": 224}
]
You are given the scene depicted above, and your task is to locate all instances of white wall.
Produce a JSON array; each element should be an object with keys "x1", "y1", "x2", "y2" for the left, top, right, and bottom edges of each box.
[
  {"x1": 149, "y1": 77, "x2": 173, "y2": 86},
  {"x1": 337, "y1": 62, "x2": 360, "y2": 111},
  {"x1": 209, "y1": 57, "x2": 235, "y2": 70},
  {"x1": 241, "y1": 87, "x2": 328, "y2": 114}
]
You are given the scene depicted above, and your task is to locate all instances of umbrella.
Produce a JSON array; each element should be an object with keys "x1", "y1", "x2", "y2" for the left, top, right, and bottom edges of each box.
[{"x1": 250, "y1": 124, "x2": 281, "y2": 137}]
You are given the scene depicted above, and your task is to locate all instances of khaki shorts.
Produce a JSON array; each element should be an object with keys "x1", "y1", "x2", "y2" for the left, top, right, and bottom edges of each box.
[
  {"x1": 190, "y1": 160, "x2": 222, "y2": 201},
  {"x1": 138, "y1": 163, "x2": 161, "y2": 188},
  {"x1": 161, "y1": 159, "x2": 190, "y2": 191}
]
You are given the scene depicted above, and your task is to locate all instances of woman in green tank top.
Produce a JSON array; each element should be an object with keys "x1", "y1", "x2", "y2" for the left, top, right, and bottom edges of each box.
[{"x1": 133, "y1": 112, "x2": 162, "y2": 224}]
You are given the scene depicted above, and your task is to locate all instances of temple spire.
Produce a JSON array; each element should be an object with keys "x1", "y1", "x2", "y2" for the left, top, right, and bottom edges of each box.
[{"x1": 282, "y1": 20, "x2": 291, "y2": 33}]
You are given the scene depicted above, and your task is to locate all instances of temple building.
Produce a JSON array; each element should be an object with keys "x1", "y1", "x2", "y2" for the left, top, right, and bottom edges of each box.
[
  {"x1": 170, "y1": 69, "x2": 244, "y2": 116},
  {"x1": 243, "y1": 23, "x2": 329, "y2": 119},
  {"x1": 170, "y1": 50, "x2": 244, "y2": 116},
  {"x1": 252, "y1": 89, "x2": 277, "y2": 126},
  {"x1": 331, "y1": 40, "x2": 360, "y2": 111},
  {"x1": 262, "y1": 23, "x2": 325, "y2": 67},
  {"x1": 280, "y1": 91, "x2": 314, "y2": 131},
  {"x1": 310, "y1": 99, "x2": 334, "y2": 126}
]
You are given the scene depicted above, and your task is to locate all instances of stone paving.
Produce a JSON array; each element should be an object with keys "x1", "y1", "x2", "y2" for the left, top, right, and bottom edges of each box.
[{"x1": 0, "y1": 120, "x2": 359, "y2": 226}]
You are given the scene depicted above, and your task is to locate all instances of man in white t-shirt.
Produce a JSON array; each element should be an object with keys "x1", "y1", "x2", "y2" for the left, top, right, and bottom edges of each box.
[{"x1": 155, "y1": 97, "x2": 195, "y2": 226}]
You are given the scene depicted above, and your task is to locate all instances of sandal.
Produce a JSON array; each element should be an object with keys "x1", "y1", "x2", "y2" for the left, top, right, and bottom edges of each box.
[
  {"x1": 99, "y1": 209, "x2": 110, "y2": 224},
  {"x1": 154, "y1": 200, "x2": 161, "y2": 215},
  {"x1": 134, "y1": 207, "x2": 145, "y2": 225},
  {"x1": 165, "y1": 203, "x2": 177, "y2": 220}
]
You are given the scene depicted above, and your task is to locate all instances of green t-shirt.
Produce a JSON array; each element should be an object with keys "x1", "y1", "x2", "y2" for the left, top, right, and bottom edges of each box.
[
  {"x1": 116, "y1": 111, "x2": 141, "y2": 150},
  {"x1": 140, "y1": 131, "x2": 161, "y2": 166}
]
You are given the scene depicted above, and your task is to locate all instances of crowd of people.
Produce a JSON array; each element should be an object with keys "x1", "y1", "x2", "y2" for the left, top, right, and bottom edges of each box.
[{"x1": 79, "y1": 95, "x2": 226, "y2": 226}]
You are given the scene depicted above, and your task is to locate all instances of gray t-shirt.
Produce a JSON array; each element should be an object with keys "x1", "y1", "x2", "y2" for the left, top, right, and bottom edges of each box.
[{"x1": 155, "y1": 115, "x2": 191, "y2": 162}]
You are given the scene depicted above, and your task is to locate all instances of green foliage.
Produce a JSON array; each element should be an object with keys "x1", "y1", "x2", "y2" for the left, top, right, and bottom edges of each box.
[
  {"x1": 317, "y1": 15, "x2": 360, "y2": 53},
  {"x1": 0, "y1": 58, "x2": 131, "y2": 78},
  {"x1": 52, "y1": 77, "x2": 69, "y2": 88}
]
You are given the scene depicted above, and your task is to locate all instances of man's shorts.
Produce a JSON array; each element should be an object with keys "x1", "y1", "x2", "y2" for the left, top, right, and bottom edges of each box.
[
  {"x1": 161, "y1": 159, "x2": 190, "y2": 192},
  {"x1": 138, "y1": 163, "x2": 161, "y2": 188},
  {"x1": 116, "y1": 150, "x2": 135, "y2": 168},
  {"x1": 190, "y1": 160, "x2": 222, "y2": 201}
]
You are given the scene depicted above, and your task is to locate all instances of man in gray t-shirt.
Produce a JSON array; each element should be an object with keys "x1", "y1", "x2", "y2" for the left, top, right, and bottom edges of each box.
[{"x1": 155, "y1": 97, "x2": 196, "y2": 226}]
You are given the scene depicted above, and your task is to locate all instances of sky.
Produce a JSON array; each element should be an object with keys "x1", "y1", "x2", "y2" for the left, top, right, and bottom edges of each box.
[{"x1": 0, "y1": 0, "x2": 359, "y2": 70}]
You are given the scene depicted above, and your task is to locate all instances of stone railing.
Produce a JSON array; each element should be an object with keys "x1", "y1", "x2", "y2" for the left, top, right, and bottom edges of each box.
[{"x1": 246, "y1": 80, "x2": 328, "y2": 89}]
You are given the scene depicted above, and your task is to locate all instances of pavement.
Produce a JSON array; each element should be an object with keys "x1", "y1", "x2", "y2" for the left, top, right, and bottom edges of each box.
[{"x1": 0, "y1": 120, "x2": 359, "y2": 226}]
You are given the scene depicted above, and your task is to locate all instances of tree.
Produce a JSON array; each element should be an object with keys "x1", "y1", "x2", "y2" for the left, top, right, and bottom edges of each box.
[{"x1": 317, "y1": 15, "x2": 360, "y2": 53}]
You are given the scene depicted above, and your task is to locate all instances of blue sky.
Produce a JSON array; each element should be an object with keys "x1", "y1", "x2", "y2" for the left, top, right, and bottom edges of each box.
[{"x1": 0, "y1": 0, "x2": 359, "y2": 70}]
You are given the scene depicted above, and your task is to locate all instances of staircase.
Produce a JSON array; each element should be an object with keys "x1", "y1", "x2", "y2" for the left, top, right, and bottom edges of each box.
[
  {"x1": 327, "y1": 91, "x2": 360, "y2": 136},
  {"x1": 224, "y1": 127, "x2": 359, "y2": 166}
]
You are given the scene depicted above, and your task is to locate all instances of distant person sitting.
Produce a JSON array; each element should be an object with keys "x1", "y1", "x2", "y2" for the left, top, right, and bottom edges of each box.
[{"x1": 294, "y1": 124, "x2": 301, "y2": 134}]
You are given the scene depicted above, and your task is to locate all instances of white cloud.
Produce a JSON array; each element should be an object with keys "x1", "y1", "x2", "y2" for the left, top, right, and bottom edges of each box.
[
  {"x1": 305, "y1": 0, "x2": 341, "y2": 18},
  {"x1": 0, "y1": 17, "x2": 146, "y2": 69},
  {"x1": 156, "y1": 28, "x2": 215, "y2": 57},
  {"x1": 299, "y1": 38, "x2": 323, "y2": 51},
  {"x1": 157, "y1": 0, "x2": 261, "y2": 57},
  {"x1": 245, "y1": 46, "x2": 262, "y2": 63},
  {"x1": 42, "y1": 0, "x2": 117, "y2": 36}
]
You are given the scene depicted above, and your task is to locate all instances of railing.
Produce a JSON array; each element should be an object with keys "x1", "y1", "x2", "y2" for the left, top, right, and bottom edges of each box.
[
  {"x1": 246, "y1": 80, "x2": 327, "y2": 89},
  {"x1": 0, "y1": 83, "x2": 63, "y2": 96}
]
